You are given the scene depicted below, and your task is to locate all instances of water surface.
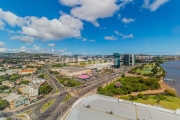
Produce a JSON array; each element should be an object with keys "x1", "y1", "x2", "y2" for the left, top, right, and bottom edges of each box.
[{"x1": 161, "y1": 60, "x2": 180, "y2": 96}]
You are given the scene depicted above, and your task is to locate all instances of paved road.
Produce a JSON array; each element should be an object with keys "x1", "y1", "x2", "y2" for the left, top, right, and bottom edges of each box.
[
  {"x1": 0, "y1": 65, "x2": 139, "y2": 120},
  {"x1": 47, "y1": 65, "x2": 141, "y2": 120},
  {"x1": 30, "y1": 71, "x2": 67, "y2": 120}
]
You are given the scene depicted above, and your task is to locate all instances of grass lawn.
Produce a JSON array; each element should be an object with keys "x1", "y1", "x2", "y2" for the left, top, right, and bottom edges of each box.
[
  {"x1": 24, "y1": 110, "x2": 31, "y2": 115},
  {"x1": 136, "y1": 63, "x2": 155, "y2": 74},
  {"x1": 63, "y1": 94, "x2": 72, "y2": 102},
  {"x1": 133, "y1": 95, "x2": 180, "y2": 110},
  {"x1": 44, "y1": 73, "x2": 50, "y2": 80},
  {"x1": 41, "y1": 99, "x2": 55, "y2": 112},
  {"x1": 56, "y1": 88, "x2": 59, "y2": 93}
]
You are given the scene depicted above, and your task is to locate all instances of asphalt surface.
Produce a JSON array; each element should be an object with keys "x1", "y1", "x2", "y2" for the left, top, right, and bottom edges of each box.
[
  {"x1": 30, "y1": 70, "x2": 67, "y2": 120},
  {"x1": 0, "y1": 65, "x2": 140, "y2": 120}
]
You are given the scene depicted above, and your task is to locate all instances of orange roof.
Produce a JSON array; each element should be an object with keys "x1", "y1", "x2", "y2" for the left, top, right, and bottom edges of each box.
[{"x1": 20, "y1": 69, "x2": 35, "y2": 73}]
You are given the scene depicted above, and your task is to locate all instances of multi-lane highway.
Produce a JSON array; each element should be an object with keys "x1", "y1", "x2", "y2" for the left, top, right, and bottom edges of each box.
[{"x1": 0, "y1": 65, "x2": 139, "y2": 120}]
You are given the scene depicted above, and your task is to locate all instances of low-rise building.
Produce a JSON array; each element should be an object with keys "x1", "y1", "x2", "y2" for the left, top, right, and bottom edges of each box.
[
  {"x1": 2, "y1": 81, "x2": 14, "y2": 88},
  {"x1": 22, "y1": 83, "x2": 39, "y2": 97},
  {"x1": 18, "y1": 68, "x2": 36, "y2": 75},
  {"x1": 12, "y1": 97, "x2": 30, "y2": 108},
  {"x1": 32, "y1": 78, "x2": 45, "y2": 84},
  {"x1": 4, "y1": 93, "x2": 29, "y2": 109}
]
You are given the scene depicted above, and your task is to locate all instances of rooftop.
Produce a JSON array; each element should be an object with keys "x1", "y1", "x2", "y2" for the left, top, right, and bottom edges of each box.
[
  {"x1": 59, "y1": 66, "x2": 91, "y2": 73},
  {"x1": 19, "y1": 69, "x2": 35, "y2": 73},
  {"x1": 65, "y1": 94, "x2": 180, "y2": 120},
  {"x1": 4, "y1": 93, "x2": 21, "y2": 102}
]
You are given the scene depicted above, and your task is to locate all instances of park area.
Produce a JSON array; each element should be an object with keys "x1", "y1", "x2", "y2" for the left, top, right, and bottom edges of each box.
[
  {"x1": 136, "y1": 63, "x2": 155, "y2": 74},
  {"x1": 97, "y1": 77, "x2": 160, "y2": 96},
  {"x1": 120, "y1": 93, "x2": 180, "y2": 110},
  {"x1": 128, "y1": 62, "x2": 165, "y2": 78}
]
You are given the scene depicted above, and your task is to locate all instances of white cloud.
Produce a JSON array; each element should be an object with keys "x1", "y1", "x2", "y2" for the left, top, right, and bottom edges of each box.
[
  {"x1": 82, "y1": 38, "x2": 87, "y2": 42},
  {"x1": 0, "y1": 8, "x2": 26, "y2": 27},
  {"x1": 21, "y1": 14, "x2": 83, "y2": 40},
  {"x1": 0, "y1": 8, "x2": 83, "y2": 42},
  {"x1": 0, "y1": 20, "x2": 5, "y2": 30},
  {"x1": 32, "y1": 45, "x2": 40, "y2": 51},
  {"x1": 60, "y1": 0, "x2": 133, "y2": 26},
  {"x1": 48, "y1": 44, "x2": 57, "y2": 47},
  {"x1": 82, "y1": 38, "x2": 95, "y2": 42},
  {"x1": 115, "y1": 30, "x2": 134, "y2": 39},
  {"x1": 0, "y1": 48, "x2": 6, "y2": 52},
  {"x1": 104, "y1": 36, "x2": 118, "y2": 41},
  {"x1": 118, "y1": 14, "x2": 121, "y2": 20},
  {"x1": 10, "y1": 35, "x2": 34, "y2": 43},
  {"x1": 0, "y1": 42, "x2": 5, "y2": 47},
  {"x1": 176, "y1": 52, "x2": 180, "y2": 55},
  {"x1": 0, "y1": 42, "x2": 6, "y2": 52},
  {"x1": 142, "y1": 0, "x2": 169, "y2": 12},
  {"x1": 19, "y1": 46, "x2": 27, "y2": 52},
  {"x1": 122, "y1": 17, "x2": 135, "y2": 23}
]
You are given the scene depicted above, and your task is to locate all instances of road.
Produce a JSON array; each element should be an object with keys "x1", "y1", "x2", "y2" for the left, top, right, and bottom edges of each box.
[
  {"x1": 30, "y1": 70, "x2": 67, "y2": 120},
  {"x1": 0, "y1": 65, "x2": 139, "y2": 120}
]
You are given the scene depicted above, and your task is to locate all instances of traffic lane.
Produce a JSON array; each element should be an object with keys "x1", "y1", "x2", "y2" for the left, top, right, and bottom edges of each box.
[
  {"x1": 46, "y1": 72, "x2": 64, "y2": 91},
  {"x1": 32, "y1": 92, "x2": 67, "y2": 120},
  {"x1": 45, "y1": 74, "x2": 121, "y2": 119}
]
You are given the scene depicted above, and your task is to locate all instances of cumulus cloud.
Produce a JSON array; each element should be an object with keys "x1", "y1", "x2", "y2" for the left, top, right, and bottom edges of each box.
[
  {"x1": 115, "y1": 30, "x2": 134, "y2": 39},
  {"x1": 19, "y1": 46, "x2": 27, "y2": 52},
  {"x1": 0, "y1": 42, "x2": 6, "y2": 52},
  {"x1": 48, "y1": 44, "x2": 57, "y2": 47},
  {"x1": 21, "y1": 14, "x2": 83, "y2": 41},
  {"x1": 0, "y1": 8, "x2": 83, "y2": 42},
  {"x1": 0, "y1": 42, "x2": 5, "y2": 47},
  {"x1": 142, "y1": 0, "x2": 169, "y2": 12},
  {"x1": 104, "y1": 36, "x2": 118, "y2": 41},
  {"x1": 0, "y1": 20, "x2": 5, "y2": 30},
  {"x1": 82, "y1": 38, "x2": 87, "y2": 42},
  {"x1": 60, "y1": 0, "x2": 133, "y2": 26},
  {"x1": 121, "y1": 18, "x2": 135, "y2": 23},
  {"x1": 10, "y1": 35, "x2": 34, "y2": 43},
  {"x1": 32, "y1": 45, "x2": 40, "y2": 51},
  {"x1": 0, "y1": 8, "x2": 28, "y2": 27}
]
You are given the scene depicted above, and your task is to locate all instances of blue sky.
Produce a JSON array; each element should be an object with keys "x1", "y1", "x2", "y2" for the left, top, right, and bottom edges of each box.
[{"x1": 0, "y1": 0, "x2": 179, "y2": 55}]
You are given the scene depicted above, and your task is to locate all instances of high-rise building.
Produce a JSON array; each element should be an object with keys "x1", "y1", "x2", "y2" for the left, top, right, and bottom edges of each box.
[
  {"x1": 123, "y1": 54, "x2": 135, "y2": 66},
  {"x1": 114, "y1": 53, "x2": 120, "y2": 68}
]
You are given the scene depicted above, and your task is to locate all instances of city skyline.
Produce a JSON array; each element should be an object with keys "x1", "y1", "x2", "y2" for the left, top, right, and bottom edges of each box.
[{"x1": 0, "y1": 0, "x2": 180, "y2": 55}]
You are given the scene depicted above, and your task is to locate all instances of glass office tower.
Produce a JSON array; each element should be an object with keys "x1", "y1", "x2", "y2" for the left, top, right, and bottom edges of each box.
[{"x1": 114, "y1": 53, "x2": 120, "y2": 68}]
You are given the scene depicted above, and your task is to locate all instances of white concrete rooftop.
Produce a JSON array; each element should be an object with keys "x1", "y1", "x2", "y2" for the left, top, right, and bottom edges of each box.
[{"x1": 65, "y1": 94, "x2": 180, "y2": 120}]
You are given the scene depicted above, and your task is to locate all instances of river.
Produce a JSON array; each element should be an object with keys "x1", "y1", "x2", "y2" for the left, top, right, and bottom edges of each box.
[{"x1": 161, "y1": 60, "x2": 180, "y2": 96}]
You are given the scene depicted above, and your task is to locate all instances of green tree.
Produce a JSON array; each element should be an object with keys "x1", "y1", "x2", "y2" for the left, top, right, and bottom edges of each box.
[
  {"x1": 137, "y1": 93, "x2": 144, "y2": 98},
  {"x1": 164, "y1": 90, "x2": 176, "y2": 97},
  {"x1": 20, "y1": 80, "x2": 30, "y2": 84},
  {"x1": 39, "y1": 83, "x2": 53, "y2": 95},
  {"x1": 156, "y1": 94, "x2": 166, "y2": 104},
  {"x1": 121, "y1": 73, "x2": 125, "y2": 78},
  {"x1": 0, "y1": 99, "x2": 10, "y2": 110},
  {"x1": 38, "y1": 75, "x2": 44, "y2": 79},
  {"x1": 97, "y1": 86, "x2": 103, "y2": 92}
]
